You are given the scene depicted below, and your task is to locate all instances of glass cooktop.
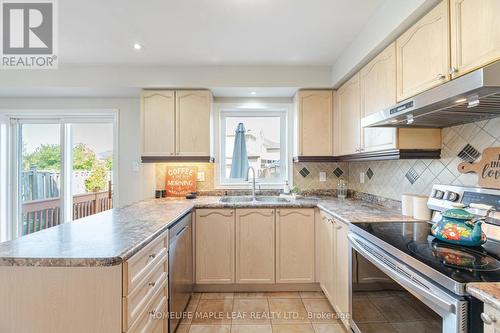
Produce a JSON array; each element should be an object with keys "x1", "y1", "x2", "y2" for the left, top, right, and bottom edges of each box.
[{"x1": 351, "y1": 222, "x2": 500, "y2": 284}]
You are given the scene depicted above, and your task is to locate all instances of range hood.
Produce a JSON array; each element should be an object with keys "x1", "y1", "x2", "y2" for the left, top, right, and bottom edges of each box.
[{"x1": 361, "y1": 61, "x2": 500, "y2": 128}]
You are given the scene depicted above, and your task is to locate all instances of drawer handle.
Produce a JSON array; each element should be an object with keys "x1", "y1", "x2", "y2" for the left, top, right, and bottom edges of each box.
[
  {"x1": 148, "y1": 281, "x2": 156, "y2": 287},
  {"x1": 149, "y1": 253, "x2": 156, "y2": 259},
  {"x1": 149, "y1": 310, "x2": 156, "y2": 316},
  {"x1": 481, "y1": 312, "x2": 497, "y2": 325},
  {"x1": 436, "y1": 73, "x2": 446, "y2": 80}
]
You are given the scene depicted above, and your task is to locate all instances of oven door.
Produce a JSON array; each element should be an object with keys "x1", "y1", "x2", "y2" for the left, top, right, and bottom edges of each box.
[{"x1": 349, "y1": 233, "x2": 469, "y2": 333}]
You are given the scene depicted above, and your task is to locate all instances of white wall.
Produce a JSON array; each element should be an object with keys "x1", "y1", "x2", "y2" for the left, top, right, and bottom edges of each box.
[{"x1": 0, "y1": 98, "x2": 151, "y2": 207}]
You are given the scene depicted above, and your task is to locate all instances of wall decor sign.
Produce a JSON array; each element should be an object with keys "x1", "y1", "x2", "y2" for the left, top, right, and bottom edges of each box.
[
  {"x1": 458, "y1": 147, "x2": 500, "y2": 189},
  {"x1": 165, "y1": 166, "x2": 198, "y2": 197}
]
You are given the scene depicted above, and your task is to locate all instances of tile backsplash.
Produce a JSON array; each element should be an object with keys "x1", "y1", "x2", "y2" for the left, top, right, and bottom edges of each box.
[
  {"x1": 152, "y1": 119, "x2": 499, "y2": 200},
  {"x1": 348, "y1": 119, "x2": 500, "y2": 201}
]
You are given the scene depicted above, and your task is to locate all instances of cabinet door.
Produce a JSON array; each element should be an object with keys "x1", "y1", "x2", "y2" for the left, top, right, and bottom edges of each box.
[
  {"x1": 396, "y1": 0, "x2": 450, "y2": 101},
  {"x1": 318, "y1": 212, "x2": 334, "y2": 303},
  {"x1": 176, "y1": 90, "x2": 211, "y2": 156},
  {"x1": 297, "y1": 90, "x2": 333, "y2": 156},
  {"x1": 483, "y1": 304, "x2": 500, "y2": 333},
  {"x1": 360, "y1": 43, "x2": 397, "y2": 152},
  {"x1": 236, "y1": 209, "x2": 275, "y2": 284},
  {"x1": 333, "y1": 220, "x2": 349, "y2": 328},
  {"x1": 276, "y1": 208, "x2": 315, "y2": 283},
  {"x1": 336, "y1": 73, "x2": 361, "y2": 156},
  {"x1": 141, "y1": 90, "x2": 175, "y2": 156},
  {"x1": 195, "y1": 209, "x2": 235, "y2": 284},
  {"x1": 451, "y1": 0, "x2": 500, "y2": 78}
]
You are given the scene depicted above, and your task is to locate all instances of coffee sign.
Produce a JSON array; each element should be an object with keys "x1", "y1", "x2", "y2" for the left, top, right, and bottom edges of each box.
[
  {"x1": 165, "y1": 166, "x2": 197, "y2": 197},
  {"x1": 458, "y1": 147, "x2": 500, "y2": 189}
]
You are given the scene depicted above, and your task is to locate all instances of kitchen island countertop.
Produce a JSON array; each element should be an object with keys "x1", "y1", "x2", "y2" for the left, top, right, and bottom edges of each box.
[
  {"x1": 467, "y1": 282, "x2": 500, "y2": 311},
  {"x1": 0, "y1": 196, "x2": 418, "y2": 267}
]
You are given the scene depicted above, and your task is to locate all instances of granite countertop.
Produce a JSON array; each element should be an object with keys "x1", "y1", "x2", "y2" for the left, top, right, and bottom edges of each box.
[
  {"x1": 467, "y1": 283, "x2": 500, "y2": 311},
  {"x1": 0, "y1": 196, "x2": 416, "y2": 267}
]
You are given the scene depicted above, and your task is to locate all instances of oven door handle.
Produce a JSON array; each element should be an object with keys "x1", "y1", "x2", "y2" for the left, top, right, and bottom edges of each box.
[{"x1": 349, "y1": 234, "x2": 456, "y2": 314}]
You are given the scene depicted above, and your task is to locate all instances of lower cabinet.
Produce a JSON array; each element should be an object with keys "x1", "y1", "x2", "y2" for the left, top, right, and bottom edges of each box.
[
  {"x1": 318, "y1": 211, "x2": 335, "y2": 301},
  {"x1": 276, "y1": 208, "x2": 315, "y2": 283},
  {"x1": 195, "y1": 209, "x2": 235, "y2": 284},
  {"x1": 236, "y1": 209, "x2": 276, "y2": 284}
]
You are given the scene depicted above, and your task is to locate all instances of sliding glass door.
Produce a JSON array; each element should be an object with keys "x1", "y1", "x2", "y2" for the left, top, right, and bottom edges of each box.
[{"x1": 13, "y1": 117, "x2": 115, "y2": 237}]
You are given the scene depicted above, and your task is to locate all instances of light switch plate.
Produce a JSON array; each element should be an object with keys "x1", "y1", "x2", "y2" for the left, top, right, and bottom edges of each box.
[
  {"x1": 197, "y1": 171, "x2": 205, "y2": 182},
  {"x1": 359, "y1": 172, "x2": 365, "y2": 184},
  {"x1": 319, "y1": 172, "x2": 326, "y2": 182}
]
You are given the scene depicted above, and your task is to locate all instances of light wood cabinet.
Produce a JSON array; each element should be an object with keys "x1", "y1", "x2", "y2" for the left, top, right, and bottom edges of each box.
[
  {"x1": 396, "y1": 0, "x2": 450, "y2": 101},
  {"x1": 295, "y1": 90, "x2": 333, "y2": 156},
  {"x1": 141, "y1": 91, "x2": 176, "y2": 156},
  {"x1": 336, "y1": 73, "x2": 361, "y2": 156},
  {"x1": 333, "y1": 219, "x2": 349, "y2": 329},
  {"x1": 141, "y1": 90, "x2": 212, "y2": 158},
  {"x1": 176, "y1": 90, "x2": 212, "y2": 156},
  {"x1": 317, "y1": 211, "x2": 334, "y2": 303},
  {"x1": 483, "y1": 304, "x2": 500, "y2": 333},
  {"x1": 236, "y1": 209, "x2": 275, "y2": 284},
  {"x1": 276, "y1": 208, "x2": 315, "y2": 283},
  {"x1": 450, "y1": 0, "x2": 500, "y2": 79},
  {"x1": 195, "y1": 209, "x2": 235, "y2": 284},
  {"x1": 360, "y1": 43, "x2": 398, "y2": 152}
]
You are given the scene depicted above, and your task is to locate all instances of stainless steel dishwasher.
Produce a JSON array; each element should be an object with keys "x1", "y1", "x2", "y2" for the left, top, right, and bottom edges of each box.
[{"x1": 168, "y1": 212, "x2": 193, "y2": 333}]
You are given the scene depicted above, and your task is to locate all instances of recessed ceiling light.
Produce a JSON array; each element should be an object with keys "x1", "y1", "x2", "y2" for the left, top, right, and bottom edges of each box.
[
  {"x1": 250, "y1": 91, "x2": 257, "y2": 95},
  {"x1": 133, "y1": 43, "x2": 143, "y2": 50},
  {"x1": 455, "y1": 98, "x2": 467, "y2": 104}
]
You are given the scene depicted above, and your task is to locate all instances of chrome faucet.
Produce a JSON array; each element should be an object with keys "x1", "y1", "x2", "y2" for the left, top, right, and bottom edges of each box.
[{"x1": 245, "y1": 166, "x2": 256, "y2": 199}]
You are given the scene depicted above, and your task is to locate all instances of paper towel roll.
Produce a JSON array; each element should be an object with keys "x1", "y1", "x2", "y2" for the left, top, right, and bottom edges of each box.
[
  {"x1": 401, "y1": 194, "x2": 414, "y2": 216},
  {"x1": 413, "y1": 195, "x2": 431, "y2": 220}
]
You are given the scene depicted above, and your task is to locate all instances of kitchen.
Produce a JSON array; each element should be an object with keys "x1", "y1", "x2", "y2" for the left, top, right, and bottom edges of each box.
[{"x1": 0, "y1": 0, "x2": 499, "y2": 333}]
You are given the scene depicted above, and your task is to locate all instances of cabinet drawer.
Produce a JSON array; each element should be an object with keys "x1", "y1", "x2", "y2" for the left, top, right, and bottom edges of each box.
[
  {"x1": 128, "y1": 282, "x2": 168, "y2": 333},
  {"x1": 123, "y1": 255, "x2": 168, "y2": 331},
  {"x1": 124, "y1": 231, "x2": 169, "y2": 296}
]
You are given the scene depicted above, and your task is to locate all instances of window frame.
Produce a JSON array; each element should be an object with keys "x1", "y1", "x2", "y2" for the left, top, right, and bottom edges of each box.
[
  {"x1": 214, "y1": 102, "x2": 292, "y2": 189},
  {"x1": 0, "y1": 110, "x2": 118, "y2": 240}
]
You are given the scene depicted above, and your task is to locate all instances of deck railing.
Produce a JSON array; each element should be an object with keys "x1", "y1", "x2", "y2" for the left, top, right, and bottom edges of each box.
[{"x1": 21, "y1": 189, "x2": 113, "y2": 235}]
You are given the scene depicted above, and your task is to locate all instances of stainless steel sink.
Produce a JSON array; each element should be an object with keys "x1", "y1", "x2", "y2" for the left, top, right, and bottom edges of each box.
[
  {"x1": 219, "y1": 196, "x2": 290, "y2": 203},
  {"x1": 254, "y1": 196, "x2": 290, "y2": 203},
  {"x1": 219, "y1": 196, "x2": 254, "y2": 203}
]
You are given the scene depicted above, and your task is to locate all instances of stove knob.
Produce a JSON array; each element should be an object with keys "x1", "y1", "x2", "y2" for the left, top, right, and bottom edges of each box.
[
  {"x1": 433, "y1": 190, "x2": 444, "y2": 199},
  {"x1": 445, "y1": 191, "x2": 460, "y2": 202}
]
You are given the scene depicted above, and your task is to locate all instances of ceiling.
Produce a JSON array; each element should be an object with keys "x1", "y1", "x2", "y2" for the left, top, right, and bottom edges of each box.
[{"x1": 59, "y1": 0, "x2": 385, "y2": 66}]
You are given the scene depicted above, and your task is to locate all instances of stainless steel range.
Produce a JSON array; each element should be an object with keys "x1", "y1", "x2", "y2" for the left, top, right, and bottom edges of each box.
[{"x1": 348, "y1": 185, "x2": 500, "y2": 333}]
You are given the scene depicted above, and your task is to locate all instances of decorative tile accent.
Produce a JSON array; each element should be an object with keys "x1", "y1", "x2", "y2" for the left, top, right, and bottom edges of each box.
[
  {"x1": 366, "y1": 168, "x2": 374, "y2": 180},
  {"x1": 457, "y1": 144, "x2": 481, "y2": 162},
  {"x1": 333, "y1": 167, "x2": 343, "y2": 178},
  {"x1": 405, "y1": 168, "x2": 419, "y2": 184},
  {"x1": 299, "y1": 167, "x2": 310, "y2": 178}
]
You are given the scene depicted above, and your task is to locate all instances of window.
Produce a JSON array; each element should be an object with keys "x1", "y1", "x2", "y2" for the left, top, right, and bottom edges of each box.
[
  {"x1": 4, "y1": 113, "x2": 117, "y2": 238},
  {"x1": 218, "y1": 107, "x2": 289, "y2": 187}
]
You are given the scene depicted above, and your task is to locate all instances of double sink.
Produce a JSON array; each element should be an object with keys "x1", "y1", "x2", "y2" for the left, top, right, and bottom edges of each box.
[{"x1": 220, "y1": 196, "x2": 290, "y2": 203}]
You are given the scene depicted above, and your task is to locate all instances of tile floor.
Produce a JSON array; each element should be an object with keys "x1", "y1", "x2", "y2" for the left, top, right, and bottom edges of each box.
[{"x1": 175, "y1": 291, "x2": 347, "y2": 333}]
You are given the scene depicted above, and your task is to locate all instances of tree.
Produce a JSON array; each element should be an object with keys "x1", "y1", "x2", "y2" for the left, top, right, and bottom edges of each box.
[
  {"x1": 73, "y1": 143, "x2": 97, "y2": 170},
  {"x1": 23, "y1": 144, "x2": 61, "y2": 171},
  {"x1": 84, "y1": 164, "x2": 108, "y2": 192}
]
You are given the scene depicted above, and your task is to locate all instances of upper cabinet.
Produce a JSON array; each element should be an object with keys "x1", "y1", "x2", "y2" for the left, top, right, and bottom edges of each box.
[
  {"x1": 396, "y1": 0, "x2": 450, "y2": 101},
  {"x1": 176, "y1": 90, "x2": 212, "y2": 156},
  {"x1": 141, "y1": 90, "x2": 212, "y2": 161},
  {"x1": 141, "y1": 91, "x2": 176, "y2": 157},
  {"x1": 295, "y1": 90, "x2": 333, "y2": 157},
  {"x1": 450, "y1": 0, "x2": 500, "y2": 78},
  {"x1": 360, "y1": 43, "x2": 397, "y2": 152},
  {"x1": 336, "y1": 73, "x2": 361, "y2": 156}
]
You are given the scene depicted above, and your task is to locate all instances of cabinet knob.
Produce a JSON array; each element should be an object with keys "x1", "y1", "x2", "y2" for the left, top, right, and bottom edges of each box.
[
  {"x1": 149, "y1": 310, "x2": 157, "y2": 316},
  {"x1": 449, "y1": 67, "x2": 458, "y2": 74},
  {"x1": 148, "y1": 281, "x2": 156, "y2": 287},
  {"x1": 149, "y1": 253, "x2": 156, "y2": 259},
  {"x1": 436, "y1": 74, "x2": 446, "y2": 80},
  {"x1": 481, "y1": 312, "x2": 497, "y2": 325}
]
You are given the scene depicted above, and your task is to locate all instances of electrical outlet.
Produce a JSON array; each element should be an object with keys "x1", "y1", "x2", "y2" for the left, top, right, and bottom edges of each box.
[
  {"x1": 319, "y1": 171, "x2": 326, "y2": 182},
  {"x1": 359, "y1": 172, "x2": 365, "y2": 184},
  {"x1": 197, "y1": 171, "x2": 205, "y2": 182}
]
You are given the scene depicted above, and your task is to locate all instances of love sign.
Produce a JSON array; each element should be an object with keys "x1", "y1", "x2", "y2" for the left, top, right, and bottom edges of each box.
[
  {"x1": 458, "y1": 147, "x2": 500, "y2": 189},
  {"x1": 165, "y1": 166, "x2": 198, "y2": 197}
]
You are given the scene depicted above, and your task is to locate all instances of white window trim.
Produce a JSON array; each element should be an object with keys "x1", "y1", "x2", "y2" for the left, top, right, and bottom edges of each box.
[
  {"x1": 214, "y1": 102, "x2": 293, "y2": 190},
  {"x1": 0, "y1": 109, "x2": 119, "y2": 240}
]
